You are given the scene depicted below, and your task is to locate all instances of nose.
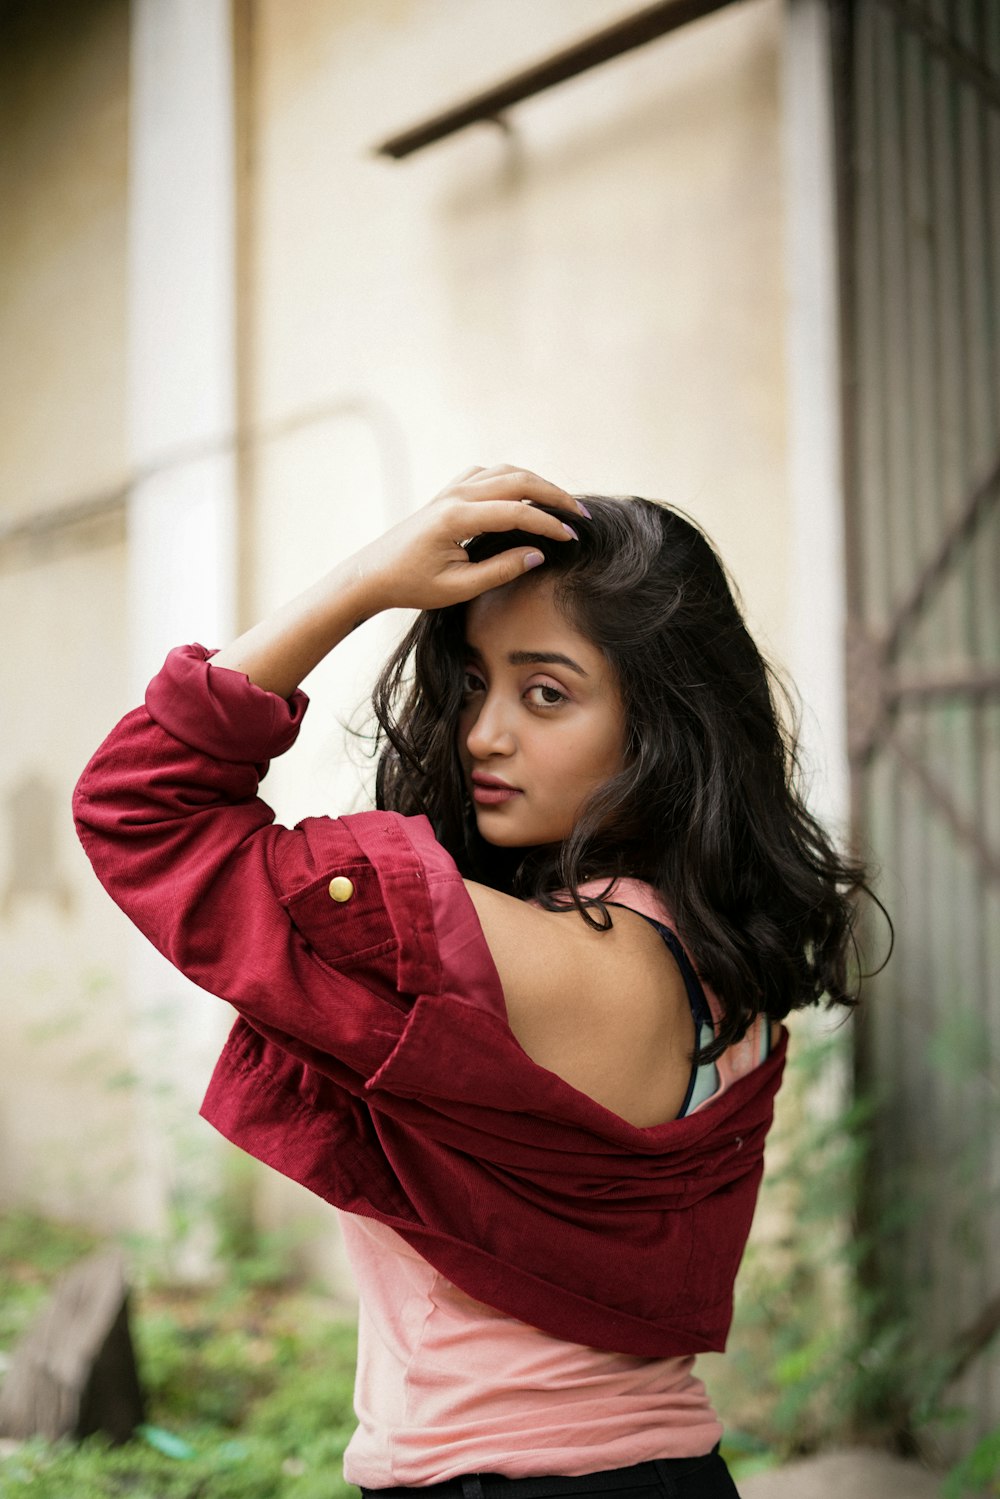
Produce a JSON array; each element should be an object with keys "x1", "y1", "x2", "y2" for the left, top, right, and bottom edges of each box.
[{"x1": 463, "y1": 691, "x2": 516, "y2": 761}]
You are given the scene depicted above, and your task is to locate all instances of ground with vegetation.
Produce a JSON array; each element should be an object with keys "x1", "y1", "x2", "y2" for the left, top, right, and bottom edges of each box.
[
  {"x1": 1, "y1": 1027, "x2": 996, "y2": 1496},
  {"x1": 0, "y1": 1212, "x2": 359, "y2": 1498},
  {"x1": 0, "y1": 1208, "x2": 804, "y2": 1497}
]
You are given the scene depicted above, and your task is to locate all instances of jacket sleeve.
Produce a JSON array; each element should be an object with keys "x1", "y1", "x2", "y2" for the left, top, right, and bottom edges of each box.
[{"x1": 71, "y1": 643, "x2": 496, "y2": 1083}]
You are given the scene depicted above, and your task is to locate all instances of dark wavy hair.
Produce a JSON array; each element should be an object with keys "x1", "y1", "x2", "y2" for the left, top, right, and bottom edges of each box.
[{"x1": 369, "y1": 494, "x2": 888, "y2": 1061}]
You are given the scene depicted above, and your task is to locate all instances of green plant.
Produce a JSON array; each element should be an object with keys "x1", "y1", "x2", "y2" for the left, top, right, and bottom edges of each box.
[
  {"x1": 710, "y1": 1024, "x2": 862, "y2": 1465},
  {"x1": 716, "y1": 1017, "x2": 1000, "y2": 1493},
  {"x1": 0, "y1": 1211, "x2": 99, "y2": 1353},
  {"x1": 943, "y1": 1430, "x2": 1000, "y2": 1499},
  {"x1": 0, "y1": 1214, "x2": 360, "y2": 1499}
]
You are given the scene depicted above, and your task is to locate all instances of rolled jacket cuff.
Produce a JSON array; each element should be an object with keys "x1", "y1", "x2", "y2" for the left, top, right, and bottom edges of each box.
[{"x1": 144, "y1": 643, "x2": 309, "y2": 764}]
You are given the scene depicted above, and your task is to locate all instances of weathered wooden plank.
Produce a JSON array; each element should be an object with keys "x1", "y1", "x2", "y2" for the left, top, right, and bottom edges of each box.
[{"x1": 0, "y1": 1246, "x2": 144, "y2": 1443}]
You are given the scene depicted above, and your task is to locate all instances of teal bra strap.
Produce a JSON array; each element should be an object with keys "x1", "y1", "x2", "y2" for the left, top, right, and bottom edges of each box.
[{"x1": 603, "y1": 903, "x2": 719, "y2": 1118}]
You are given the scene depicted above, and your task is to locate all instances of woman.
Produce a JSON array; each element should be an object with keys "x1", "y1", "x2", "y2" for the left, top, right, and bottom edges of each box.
[{"x1": 74, "y1": 463, "x2": 877, "y2": 1498}]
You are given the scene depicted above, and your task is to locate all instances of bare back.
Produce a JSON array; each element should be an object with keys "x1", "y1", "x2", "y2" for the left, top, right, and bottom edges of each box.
[{"x1": 463, "y1": 882, "x2": 698, "y2": 1128}]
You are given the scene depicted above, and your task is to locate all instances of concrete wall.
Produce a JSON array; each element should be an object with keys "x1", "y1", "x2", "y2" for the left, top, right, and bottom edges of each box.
[
  {"x1": 0, "y1": 0, "x2": 135, "y2": 1227},
  {"x1": 0, "y1": 0, "x2": 130, "y2": 519},
  {"x1": 243, "y1": 0, "x2": 790, "y2": 1260},
  {"x1": 243, "y1": 0, "x2": 790, "y2": 850},
  {"x1": 247, "y1": 0, "x2": 789, "y2": 652},
  {"x1": 1, "y1": 0, "x2": 795, "y2": 1280}
]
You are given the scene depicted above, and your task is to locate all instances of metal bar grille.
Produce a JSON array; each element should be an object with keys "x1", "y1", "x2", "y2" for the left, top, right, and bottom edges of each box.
[{"x1": 833, "y1": 0, "x2": 1000, "y2": 1456}]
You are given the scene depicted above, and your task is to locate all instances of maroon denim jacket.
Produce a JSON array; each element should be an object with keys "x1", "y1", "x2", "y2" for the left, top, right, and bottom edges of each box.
[{"x1": 73, "y1": 643, "x2": 787, "y2": 1357}]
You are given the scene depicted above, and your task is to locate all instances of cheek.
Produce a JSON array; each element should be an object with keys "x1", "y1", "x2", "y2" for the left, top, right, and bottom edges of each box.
[
  {"x1": 588, "y1": 709, "x2": 627, "y2": 781},
  {"x1": 551, "y1": 724, "x2": 615, "y2": 789}
]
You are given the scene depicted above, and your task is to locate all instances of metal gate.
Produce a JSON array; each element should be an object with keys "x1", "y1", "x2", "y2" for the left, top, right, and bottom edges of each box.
[{"x1": 831, "y1": 0, "x2": 1000, "y2": 1453}]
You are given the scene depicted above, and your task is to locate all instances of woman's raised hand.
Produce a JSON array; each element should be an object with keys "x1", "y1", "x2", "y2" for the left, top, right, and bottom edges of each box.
[
  {"x1": 357, "y1": 465, "x2": 589, "y2": 612},
  {"x1": 208, "y1": 466, "x2": 588, "y2": 699}
]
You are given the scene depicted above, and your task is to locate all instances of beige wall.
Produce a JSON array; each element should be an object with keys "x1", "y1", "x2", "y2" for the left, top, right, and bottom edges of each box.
[
  {"x1": 245, "y1": 0, "x2": 790, "y2": 1251},
  {"x1": 0, "y1": 0, "x2": 135, "y2": 1227},
  {"x1": 1, "y1": 0, "x2": 793, "y2": 1268},
  {"x1": 247, "y1": 0, "x2": 788, "y2": 638},
  {"x1": 0, "y1": 0, "x2": 130, "y2": 518},
  {"x1": 244, "y1": 0, "x2": 789, "y2": 838},
  {"x1": 0, "y1": 539, "x2": 134, "y2": 1226},
  {"x1": 245, "y1": 0, "x2": 789, "y2": 840}
]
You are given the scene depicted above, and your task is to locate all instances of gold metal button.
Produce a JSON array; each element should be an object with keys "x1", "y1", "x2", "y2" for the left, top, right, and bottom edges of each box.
[{"x1": 327, "y1": 876, "x2": 355, "y2": 903}]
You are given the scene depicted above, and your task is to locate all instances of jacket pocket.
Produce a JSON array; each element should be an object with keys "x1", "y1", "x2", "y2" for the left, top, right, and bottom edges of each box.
[{"x1": 282, "y1": 861, "x2": 399, "y2": 970}]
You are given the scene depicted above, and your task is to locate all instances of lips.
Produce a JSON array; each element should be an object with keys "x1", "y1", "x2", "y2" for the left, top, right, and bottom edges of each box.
[
  {"x1": 471, "y1": 773, "x2": 518, "y2": 791},
  {"x1": 470, "y1": 772, "x2": 523, "y2": 806}
]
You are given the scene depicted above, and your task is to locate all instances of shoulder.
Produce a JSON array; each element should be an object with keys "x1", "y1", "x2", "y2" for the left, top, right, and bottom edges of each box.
[
  {"x1": 462, "y1": 880, "x2": 695, "y2": 1120},
  {"x1": 461, "y1": 880, "x2": 678, "y2": 1004}
]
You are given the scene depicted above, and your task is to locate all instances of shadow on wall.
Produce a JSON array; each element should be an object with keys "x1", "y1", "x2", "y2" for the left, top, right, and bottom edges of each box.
[{"x1": 1, "y1": 775, "x2": 73, "y2": 918}]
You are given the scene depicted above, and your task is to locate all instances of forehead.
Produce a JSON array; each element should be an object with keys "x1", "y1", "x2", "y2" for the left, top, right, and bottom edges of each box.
[{"x1": 464, "y1": 577, "x2": 595, "y2": 659}]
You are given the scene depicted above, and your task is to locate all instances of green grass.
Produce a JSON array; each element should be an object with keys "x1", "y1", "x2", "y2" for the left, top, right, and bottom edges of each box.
[
  {"x1": 0, "y1": 1210, "x2": 100, "y2": 1353},
  {"x1": 0, "y1": 1214, "x2": 359, "y2": 1499}
]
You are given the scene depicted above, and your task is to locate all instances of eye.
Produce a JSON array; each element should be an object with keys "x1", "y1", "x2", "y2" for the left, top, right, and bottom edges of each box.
[
  {"x1": 526, "y1": 682, "x2": 568, "y2": 709},
  {"x1": 461, "y1": 668, "x2": 485, "y2": 695}
]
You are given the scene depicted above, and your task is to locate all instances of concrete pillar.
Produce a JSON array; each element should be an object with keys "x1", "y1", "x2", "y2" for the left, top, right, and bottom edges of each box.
[
  {"x1": 782, "y1": 0, "x2": 849, "y2": 837},
  {"x1": 125, "y1": 0, "x2": 238, "y2": 1271},
  {"x1": 779, "y1": 2, "x2": 853, "y2": 1305}
]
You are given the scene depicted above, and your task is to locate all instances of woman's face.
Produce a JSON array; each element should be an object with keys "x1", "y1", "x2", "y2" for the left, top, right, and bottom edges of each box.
[{"x1": 456, "y1": 575, "x2": 627, "y2": 848}]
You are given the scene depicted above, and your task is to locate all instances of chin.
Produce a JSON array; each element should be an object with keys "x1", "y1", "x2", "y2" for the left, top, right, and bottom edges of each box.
[
  {"x1": 475, "y1": 817, "x2": 562, "y2": 849},
  {"x1": 478, "y1": 827, "x2": 532, "y2": 848}
]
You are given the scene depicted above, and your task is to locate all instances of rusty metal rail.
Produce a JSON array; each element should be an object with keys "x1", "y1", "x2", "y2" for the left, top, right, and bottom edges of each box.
[{"x1": 373, "y1": 0, "x2": 741, "y2": 159}]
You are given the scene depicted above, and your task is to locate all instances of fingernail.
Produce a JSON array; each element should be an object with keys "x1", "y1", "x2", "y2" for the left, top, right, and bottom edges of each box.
[
  {"x1": 562, "y1": 522, "x2": 579, "y2": 540},
  {"x1": 577, "y1": 501, "x2": 592, "y2": 518},
  {"x1": 524, "y1": 551, "x2": 545, "y2": 570}
]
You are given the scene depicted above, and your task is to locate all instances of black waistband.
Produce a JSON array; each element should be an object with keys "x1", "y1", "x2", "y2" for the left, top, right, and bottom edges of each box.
[{"x1": 360, "y1": 1448, "x2": 721, "y2": 1499}]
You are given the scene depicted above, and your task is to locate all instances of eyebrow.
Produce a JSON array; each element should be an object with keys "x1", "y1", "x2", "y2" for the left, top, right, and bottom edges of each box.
[{"x1": 465, "y1": 643, "x2": 590, "y2": 679}]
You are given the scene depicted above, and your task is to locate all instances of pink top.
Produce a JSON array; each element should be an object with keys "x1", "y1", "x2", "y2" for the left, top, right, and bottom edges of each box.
[
  {"x1": 339, "y1": 878, "x2": 767, "y2": 1486},
  {"x1": 339, "y1": 1214, "x2": 722, "y2": 1486}
]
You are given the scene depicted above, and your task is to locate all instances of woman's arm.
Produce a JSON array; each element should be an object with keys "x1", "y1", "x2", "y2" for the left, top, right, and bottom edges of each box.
[
  {"x1": 72, "y1": 465, "x2": 586, "y2": 1071},
  {"x1": 210, "y1": 464, "x2": 587, "y2": 698},
  {"x1": 72, "y1": 640, "x2": 491, "y2": 1086},
  {"x1": 208, "y1": 554, "x2": 386, "y2": 698}
]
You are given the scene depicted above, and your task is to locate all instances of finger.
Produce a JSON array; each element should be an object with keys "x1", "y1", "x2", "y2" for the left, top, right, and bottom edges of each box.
[
  {"x1": 458, "y1": 468, "x2": 588, "y2": 517},
  {"x1": 455, "y1": 548, "x2": 547, "y2": 597},
  {"x1": 445, "y1": 464, "x2": 487, "y2": 487},
  {"x1": 460, "y1": 466, "x2": 568, "y2": 495},
  {"x1": 454, "y1": 498, "x2": 582, "y2": 545}
]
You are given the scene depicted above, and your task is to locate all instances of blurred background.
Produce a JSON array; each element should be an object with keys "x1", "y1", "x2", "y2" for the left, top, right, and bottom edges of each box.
[{"x1": 1, "y1": 0, "x2": 998, "y2": 1488}]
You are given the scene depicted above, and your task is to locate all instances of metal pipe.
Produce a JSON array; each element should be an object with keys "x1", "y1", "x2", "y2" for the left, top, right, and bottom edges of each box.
[{"x1": 372, "y1": 0, "x2": 742, "y2": 160}]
